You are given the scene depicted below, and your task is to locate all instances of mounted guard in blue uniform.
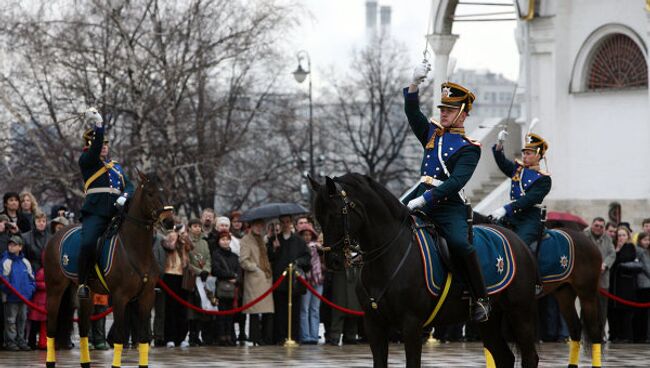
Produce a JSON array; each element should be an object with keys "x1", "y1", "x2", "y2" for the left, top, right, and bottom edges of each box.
[
  {"x1": 77, "y1": 108, "x2": 134, "y2": 299},
  {"x1": 489, "y1": 129, "x2": 552, "y2": 246},
  {"x1": 401, "y1": 62, "x2": 490, "y2": 322}
]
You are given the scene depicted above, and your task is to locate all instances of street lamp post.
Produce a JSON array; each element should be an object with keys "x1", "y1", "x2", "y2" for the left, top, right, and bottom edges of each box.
[
  {"x1": 293, "y1": 50, "x2": 315, "y2": 206},
  {"x1": 292, "y1": 50, "x2": 314, "y2": 184}
]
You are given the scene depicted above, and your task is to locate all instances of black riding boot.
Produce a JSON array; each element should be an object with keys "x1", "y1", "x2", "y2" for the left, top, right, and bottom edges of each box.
[
  {"x1": 77, "y1": 247, "x2": 93, "y2": 299},
  {"x1": 528, "y1": 242, "x2": 545, "y2": 296},
  {"x1": 461, "y1": 250, "x2": 490, "y2": 322}
]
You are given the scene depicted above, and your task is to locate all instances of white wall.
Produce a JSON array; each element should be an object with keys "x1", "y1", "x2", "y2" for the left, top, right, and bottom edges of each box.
[{"x1": 525, "y1": 0, "x2": 650, "y2": 202}]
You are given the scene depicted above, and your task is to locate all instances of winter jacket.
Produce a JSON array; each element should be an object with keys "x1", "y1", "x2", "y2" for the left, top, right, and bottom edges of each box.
[
  {"x1": 22, "y1": 229, "x2": 51, "y2": 272},
  {"x1": 636, "y1": 246, "x2": 650, "y2": 290},
  {"x1": 28, "y1": 267, "x2": 47, "y2": 321},
  {"x1": 1, "y1": 250, "x2": 36, "y2": 303},
  {"x1": 211, "y1": 246, "x2": 241, "y2": 283}
]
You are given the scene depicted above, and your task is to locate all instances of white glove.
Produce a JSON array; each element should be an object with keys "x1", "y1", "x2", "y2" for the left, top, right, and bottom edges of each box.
[
  {"x1": 496, "y1": 129, "x2": 509, "y2": 145},
  {"x1": 115, "y1": 194, "x2": 128, "y2": 208},
  {"x1": 490, "y1": 207, "x2": 507, "y2": 221},
  {"x1": 84, "y1": 107, "x2": 103, "y2": 127},
  {"x1": 412, "y1": 61, "x2": 431, "y2": 86},
  {"x1": 407, "y1": 196, "x2": 426, "y2": 210}
]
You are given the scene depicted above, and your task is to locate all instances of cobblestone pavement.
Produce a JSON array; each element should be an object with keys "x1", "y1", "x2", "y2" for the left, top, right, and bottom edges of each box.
[{"x1": 2, "y1": 341, "x2": 650, "y2": 367}]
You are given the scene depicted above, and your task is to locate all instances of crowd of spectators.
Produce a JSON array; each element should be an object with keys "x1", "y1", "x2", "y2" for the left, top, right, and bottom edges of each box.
[{"x1": 1, "y1": 189, "x2": 650, "y2": 352}]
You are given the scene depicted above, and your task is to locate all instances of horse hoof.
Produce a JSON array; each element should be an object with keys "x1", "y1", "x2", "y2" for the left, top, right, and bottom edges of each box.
[
  {"x1": 81, "y1": 363, "x2": 90, "y2": 368},
  {"x1": 567, "y1": 365, "x2": 578, "y2": 368},
  {"x1": 46, "y1": 363, "x2": 55, "y2": 368}
]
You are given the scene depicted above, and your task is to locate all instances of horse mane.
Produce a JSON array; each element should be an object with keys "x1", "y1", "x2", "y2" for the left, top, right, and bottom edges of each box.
[{"x1": 337, "y1": 173, "x2": 409, "y2": 220}]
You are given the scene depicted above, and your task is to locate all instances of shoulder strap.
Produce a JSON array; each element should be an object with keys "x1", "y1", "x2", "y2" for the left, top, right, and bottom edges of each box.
[{"x1": 84, "y1": 161, "x2": 115, "y2": 193}]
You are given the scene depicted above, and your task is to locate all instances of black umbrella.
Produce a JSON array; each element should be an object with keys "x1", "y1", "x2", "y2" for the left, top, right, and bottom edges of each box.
[{"x1": 240, "y1": 202, "x2": 309, "y2": 222}]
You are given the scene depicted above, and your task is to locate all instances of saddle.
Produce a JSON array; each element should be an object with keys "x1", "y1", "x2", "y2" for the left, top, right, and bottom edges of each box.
[{"x1": 411, "y1": 210, "x2": 454, "y2": 272}]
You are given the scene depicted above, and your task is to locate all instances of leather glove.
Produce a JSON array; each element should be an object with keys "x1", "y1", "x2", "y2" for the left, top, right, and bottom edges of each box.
[
  {"x1": 490, "y1": 207, "x2": 507, "y2": 221},
  {"x1": 199, "y1": 271, "x2": 209, "y2": 282},
  {"x1": 407, "y1": 196, "x2": 426, "y2": 210},
  {"x1": 115, "y1": 194, "x2": 128, "y2": 208},
  {"x1": 84, "y1": 107, "x2": 103, "y2": 127},
  {"x1": 496, "y1": 129, "x2": 509, "y2": 145},
  {"x1": 412, "y1": 61, "x2": 431, "y2": 86}
]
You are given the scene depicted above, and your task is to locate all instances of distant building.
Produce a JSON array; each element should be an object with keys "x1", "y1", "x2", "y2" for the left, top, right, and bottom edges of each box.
[{"x1": 450, "y1": 68, "x2": 521, "y2": 132}]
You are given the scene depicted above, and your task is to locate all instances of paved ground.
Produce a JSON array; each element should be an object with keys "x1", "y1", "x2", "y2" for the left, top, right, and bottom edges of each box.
[{"x1": 2, "y1": 341, "x2": 649, "y2": 367}]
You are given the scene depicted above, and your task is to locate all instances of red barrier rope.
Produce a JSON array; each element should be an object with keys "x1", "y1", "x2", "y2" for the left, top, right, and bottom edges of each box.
[
  {"x1": 599, "y1": 288, "x2": 650, "y2": 308},
  {"x1": 0, "y1": 274, "x2": 113, "y2": 321},
  {"x1": 157, "y1": 273, "x2": 286, "y2": 315},
  {"x1": 296, "y1": 274, "x2": 365, "y2": 316}
]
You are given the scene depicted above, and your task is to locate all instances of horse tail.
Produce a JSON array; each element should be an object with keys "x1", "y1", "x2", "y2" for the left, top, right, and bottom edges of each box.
[{"x1": 55, "y1": 285, "x2": 75, "y2": 344}]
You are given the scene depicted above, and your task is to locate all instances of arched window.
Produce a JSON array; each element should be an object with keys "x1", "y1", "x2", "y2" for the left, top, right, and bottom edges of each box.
[{"x1": 586, "y1": 33, "x2": 648, "y2": 90}]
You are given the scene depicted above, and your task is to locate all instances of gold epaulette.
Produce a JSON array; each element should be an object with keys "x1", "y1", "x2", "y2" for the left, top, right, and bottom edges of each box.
[
  {"x1": 429, "y1": 118, "x2": 443, "y2": 130},
  {"x1": 463, "y1": 135, "x2": 481, "y2": 147},
  {"x1": 515, "y1": 159, "x2": 550, "y2": 176}
]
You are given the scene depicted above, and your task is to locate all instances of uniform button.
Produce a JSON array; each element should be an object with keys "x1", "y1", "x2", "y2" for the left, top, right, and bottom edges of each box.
[
  {"x1": 425, "y1": 163, "x2": 428, "y2": 166},
  {"x1": 436, "y1": 167, "x2": 440, "y2": 171},
  {"x1": 426, "y1": 155, "x2": 430, "y2": 159},
  {"x1": 444, "y1": 153, "x2": 448, "y2": 157},
  {"x1": 449, "y1": 147, "x2": 454, "y2": 151}
]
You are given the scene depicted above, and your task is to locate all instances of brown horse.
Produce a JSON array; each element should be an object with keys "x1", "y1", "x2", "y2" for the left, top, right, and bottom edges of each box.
[
  {"x1": 475, "y1": 213, "x2": 604, "y2": 368},
  {"x1": 44, "y1": 172, "x2": 173, "y2": 368}
]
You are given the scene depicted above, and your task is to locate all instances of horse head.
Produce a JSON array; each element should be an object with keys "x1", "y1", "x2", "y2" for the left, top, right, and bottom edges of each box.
[
  {"x1": 133, "y1": 170, "x2": 174, "y2": 230},
  {"x1": 310, "y1": 173, "x2": 408, "y2": 270}
]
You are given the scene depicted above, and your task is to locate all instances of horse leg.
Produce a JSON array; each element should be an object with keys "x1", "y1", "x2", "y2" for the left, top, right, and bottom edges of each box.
[
  {"x1": 554, "y1": 286, "x2": 581, "y2": 368},
  {"x1": 110, "y1": 298, "x2": 128, "y2": 368},
  {"x1": 77, "y1": 295, "x2": 93, "y2": 368},
  {"x1": 364, "y1": 316, "x2": 389, "y2": 368},
  {"x1": 45, "y1": 284, "x2": 67, "y2": 368},
  {"x1": 507, "y1": 300, "x2": 539, "y2": 368},
  {"x1": 137, "y1": 287, "x2": 155, "y2": 368},
  {"x1": 576, "y1": 289, "x2": 603, "y2": 368},
  {"x1": 402, "y1": 315, "x2": 423, "y2": 368},
  {"x1": 478, "y1": 309, "x2": 515, "y2": 368}
]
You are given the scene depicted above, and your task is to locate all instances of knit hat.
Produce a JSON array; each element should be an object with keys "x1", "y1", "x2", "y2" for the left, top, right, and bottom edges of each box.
[
  {"x1": 8, "y1": 235, "x2": 23, "y2": 246},
  {"x1": 216, "y1": 216, "x2": 230, "y2": 226}
]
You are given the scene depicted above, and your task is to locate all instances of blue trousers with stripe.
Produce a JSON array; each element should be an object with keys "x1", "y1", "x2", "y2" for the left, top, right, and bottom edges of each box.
[{"x1": 78, "y1": 214, "x2": 110, "y2": 284}]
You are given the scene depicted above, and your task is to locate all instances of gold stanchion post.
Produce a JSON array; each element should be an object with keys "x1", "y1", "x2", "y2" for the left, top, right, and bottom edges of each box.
[{"x1": 284, "y1": 263, "x2": 298, "y2": 347}]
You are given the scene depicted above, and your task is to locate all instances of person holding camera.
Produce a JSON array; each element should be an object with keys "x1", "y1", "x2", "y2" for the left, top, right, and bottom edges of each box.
[
  {"x1": 1, "y1": 193, "x2": 30, "y2": 233},
  {"x1": 76, "y1": 108, "x2": 134, "y2": 300}
]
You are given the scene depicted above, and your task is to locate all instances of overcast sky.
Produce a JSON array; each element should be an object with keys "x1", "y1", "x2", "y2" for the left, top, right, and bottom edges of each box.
[{"x1": 287, "y1": 0, "x2": 520, "y2": 86}]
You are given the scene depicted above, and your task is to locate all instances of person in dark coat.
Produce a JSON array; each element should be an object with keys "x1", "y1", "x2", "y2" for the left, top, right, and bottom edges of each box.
[
  {"x1": 608, "y1": 226, "x2": 640, "y2": 343},
  {"x1": 76, "y1": 108, "x2": 134, "y2": 299},
  {"x1": 211, "y1": 230, "x2": 241, "y2": 346},
  {"x1": 21, "y1": 212, "x2": 51, "y2": 273},
  {"x1": 1, "y1": 192, "x2": 30, "y2": 233},
  {"x1": 267, "y1": 215, "x2": 311, "y2": 344},
  {"x1": 402, "y1": 63, "x2": 489, "y2": 322}
]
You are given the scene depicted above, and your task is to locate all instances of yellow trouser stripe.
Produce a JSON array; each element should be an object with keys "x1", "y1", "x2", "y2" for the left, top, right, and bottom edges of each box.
[
  {"x1": 46, "y1": 337, "x2": 56, "y2": 363},
  {"x1": 95, "y1": 264, "x2": 110, "y2": 292},
  {"x1": 592, "y1": 343, "x2": 602, "y2": 367},
  {"x1": 568, "y1": 340, "x2": 580, "y2": 365},
  {"x1": 139, "y1": 343, "x2": 150, "y2": 366},
  {"x1": 112, "y1": 343, "x2": 123, "y2": 367},
  {"x1": 423, "y1": 273, "x2": 453, "y2": 327},
  {"x1": 484, "y1": 348, "x2": 496, "y2": 368},
  {"x1": 79, "y1": 337, "x2": 91, "y2": 364}
]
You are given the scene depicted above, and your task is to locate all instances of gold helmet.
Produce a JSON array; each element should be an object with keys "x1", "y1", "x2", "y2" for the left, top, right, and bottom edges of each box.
[
  {"x1": 522, "y1": 133, "x2": 548, "y2": 157},
  {"x1": 82, "y1": 128, "x2": 108, "y2": 148},
  {"x1": 437, "y1": 82, "x2": 476, "y2": 114}
]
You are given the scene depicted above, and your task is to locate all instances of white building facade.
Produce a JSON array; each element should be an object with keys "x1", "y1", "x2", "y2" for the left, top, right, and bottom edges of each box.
[{"x1": 428, "y1": 0, "x2": 650, "y2": 226}]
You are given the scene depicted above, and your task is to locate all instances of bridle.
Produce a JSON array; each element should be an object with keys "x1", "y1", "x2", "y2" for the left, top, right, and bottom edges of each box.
[
  {"x1": 124, "y1": 182, "x2": 174, "y2": 231},
  {"x1": 325, "y1": 180, "x2": 414, "y2": 311},
  {"x1": 326, "y1": 181, "x2": 410, "y2": 267}
]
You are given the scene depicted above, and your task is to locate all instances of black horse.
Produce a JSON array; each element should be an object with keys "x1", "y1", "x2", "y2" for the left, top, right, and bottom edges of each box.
[{"x1": 311, "y1": 173, "x2": 540, "y2": 368}]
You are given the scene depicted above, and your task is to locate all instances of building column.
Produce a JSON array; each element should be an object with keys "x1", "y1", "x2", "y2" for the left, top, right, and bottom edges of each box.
[{"x1": 426, "y1": 33, "x2": 458, "y2": 118}]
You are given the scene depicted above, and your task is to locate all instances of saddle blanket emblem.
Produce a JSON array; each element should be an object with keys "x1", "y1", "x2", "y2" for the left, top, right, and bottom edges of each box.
[
  {"x1": 538, "y1": 229, "x2": 575, "y2": 283},
  {"x1": 413, "y1": 217, "x2": 516, "y2": 297},
  {"x1": 59, "y1": 225, "x2": 119, "y2": 279}
]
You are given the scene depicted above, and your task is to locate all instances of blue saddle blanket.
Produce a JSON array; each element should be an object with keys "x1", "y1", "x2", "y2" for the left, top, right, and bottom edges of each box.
[
  {"x1": 538, "y1": 229, "x2": 574, "y2": 283},
  {"x1": 413, "y1": 216, "x2": 516, "y2": 297},
  {"x1": 59, "y1": 226, "x2": 119, "y2": 279}
]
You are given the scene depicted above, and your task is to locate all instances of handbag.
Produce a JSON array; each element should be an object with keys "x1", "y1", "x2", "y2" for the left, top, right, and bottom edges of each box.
[
  {"x1": 181, "y1": 267, "x2": 196, "y2": 292},
  {"x1": 217, "y1": 280, "x2": 236, "y2": 299},
  {"x1": 216, "y1": 256, "x2": 236, "y2": 299}
]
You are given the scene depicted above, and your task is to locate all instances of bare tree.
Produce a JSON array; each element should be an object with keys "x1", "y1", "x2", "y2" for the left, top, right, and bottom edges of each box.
[
  {"x1": 322, "y1": 35, "x2": 430, "y2": 193},
  {"x1": 0, "y1": 0, "x2": 302, "y2": 217}
]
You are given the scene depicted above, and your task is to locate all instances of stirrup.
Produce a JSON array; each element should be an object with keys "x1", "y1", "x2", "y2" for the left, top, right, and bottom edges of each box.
[
  {"x1": 471, "y1": 297, "x2": 490, "y2": 323},
  {"x1": 77, "y1": 284, "x2": 90, "y2": 299}
]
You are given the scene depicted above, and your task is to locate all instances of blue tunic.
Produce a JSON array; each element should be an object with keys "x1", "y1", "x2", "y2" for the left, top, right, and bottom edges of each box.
[
  {"x1": 492, "y1": 145, "x2": 552, "y2": 245},
  {"x1": 403, "y1": 88, "x2": 481, "y2": 256}
]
